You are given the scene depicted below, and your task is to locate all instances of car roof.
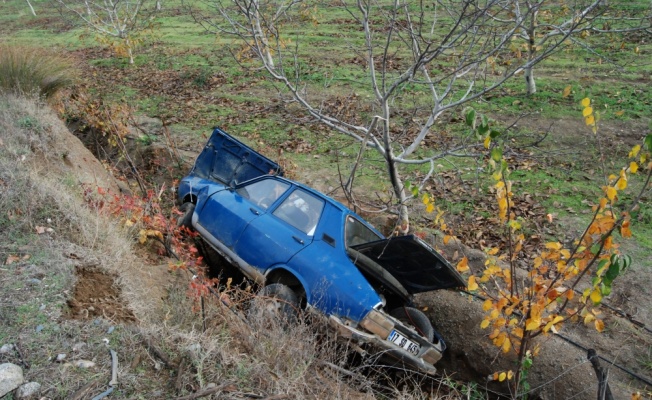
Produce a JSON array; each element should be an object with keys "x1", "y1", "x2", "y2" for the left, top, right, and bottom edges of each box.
[{"x1": 248, "y1": 174, "x2": 385, "y2": 238}]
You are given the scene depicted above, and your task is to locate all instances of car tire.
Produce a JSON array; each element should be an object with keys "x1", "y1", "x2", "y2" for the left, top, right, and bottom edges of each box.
[
  {"x1": 389, "y1": 307, "x2": 435, "y2": 342},
  {"x1": 249, "y1": 283, "x2": 300, "y2": 328},
  {"x1": 177, "y1": 202, "x2": 195, "y2": 229}
]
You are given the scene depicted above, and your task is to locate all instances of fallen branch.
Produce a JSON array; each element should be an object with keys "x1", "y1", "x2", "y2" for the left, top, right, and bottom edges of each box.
[
  {"x1": 143, "y1": 337, "x2": 176, "y2": 369},
  {"x1": 109, "y1": 349, "x2": 119, "y2": 386},
  {"x1": 175, "y1": 382, "x2": 235, "y2": 400}
]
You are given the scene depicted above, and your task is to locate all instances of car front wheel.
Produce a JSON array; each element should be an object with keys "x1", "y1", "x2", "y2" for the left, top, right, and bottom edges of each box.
[
  {"x1": 248, "y1": 283, "x2": 300, "y2": 328},
  {"x1": 177, "y1": 202, "x2": 195, "y2": 229},
  {"x1": 389, "y1": 306, "x2": 435, "y2": 342}
]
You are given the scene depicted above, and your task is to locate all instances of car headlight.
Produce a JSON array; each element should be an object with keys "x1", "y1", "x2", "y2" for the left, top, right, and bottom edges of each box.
[{"x1": 359, "y1": 310, "x2": 394, "y2": 340}]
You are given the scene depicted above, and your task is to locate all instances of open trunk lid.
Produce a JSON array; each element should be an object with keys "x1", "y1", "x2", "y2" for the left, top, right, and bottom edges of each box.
[{"x1": 352, "y1": 235, "x2": 466, "y2": 294}]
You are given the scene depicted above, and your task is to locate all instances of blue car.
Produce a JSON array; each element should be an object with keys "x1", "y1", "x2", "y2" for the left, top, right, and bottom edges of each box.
[{"x1": 177, "y1": 127, "x2": 465, "y2": 374}]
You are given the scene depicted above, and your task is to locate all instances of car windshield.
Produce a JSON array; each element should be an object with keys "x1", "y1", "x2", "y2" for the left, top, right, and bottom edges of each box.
[{"x1": 345, "y1": 215, "x2": 382, "y2": 247}]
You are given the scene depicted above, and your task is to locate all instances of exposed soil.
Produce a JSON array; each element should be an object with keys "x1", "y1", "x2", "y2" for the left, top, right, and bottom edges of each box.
[{"x1": 66, "y1": 266, "x2": 136, "y2": 323}]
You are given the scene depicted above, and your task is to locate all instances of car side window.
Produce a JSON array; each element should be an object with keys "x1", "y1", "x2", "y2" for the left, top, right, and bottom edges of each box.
[
  {"x1": 236, "y1": 179, "x2": 290, "y2": 210},
  {"x1": 273, "y1": 189, "x2": 324, "y2": 235}
]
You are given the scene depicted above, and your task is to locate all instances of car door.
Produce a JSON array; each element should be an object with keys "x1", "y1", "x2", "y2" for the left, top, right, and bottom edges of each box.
[
  {"x1": 235, "y1": 188, "x2": 325, "y2": 270},
  {"x1": 197, "y1": 178, "x2": 290, "y2": 250}
]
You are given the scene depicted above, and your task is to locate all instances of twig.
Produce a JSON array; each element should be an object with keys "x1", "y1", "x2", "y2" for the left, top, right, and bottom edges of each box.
[
  {"x1": 175, "y1": 382, "x2": 234, "y2": 400},
  {"x1": 14, "y1": 340, "x2": 30, "y2": 369},
  {"x1": 175, "y1": 355, "x2": 187, "y2": 395},
  {"x1": 69, "y1": 379, "x2": 101, "y2": 400}
]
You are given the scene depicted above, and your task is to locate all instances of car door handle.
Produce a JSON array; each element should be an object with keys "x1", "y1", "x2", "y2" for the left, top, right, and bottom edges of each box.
[
  {"x1": 292, "y1": 236, "x2": 304, "y2": 245},
  {"x1": 249, "y1": 207, "x2": 260, "y2": 215}
]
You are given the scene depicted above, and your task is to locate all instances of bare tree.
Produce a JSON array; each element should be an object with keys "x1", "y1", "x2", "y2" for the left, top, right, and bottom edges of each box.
[
  {"x1": 55, "y1": 0, "x2": 158, "y2": 64},
  {"x1": 183, "y1": 0, "x2": 617, "y2": 232},
  {"x1": 501, "y1": 1, "x2": 651, "y2": 94}
]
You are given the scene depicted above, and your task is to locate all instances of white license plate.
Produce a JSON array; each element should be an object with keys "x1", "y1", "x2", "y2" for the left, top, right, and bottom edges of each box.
[{"x1": 388, "y1": 330, "x2": 420, "y2": 355}]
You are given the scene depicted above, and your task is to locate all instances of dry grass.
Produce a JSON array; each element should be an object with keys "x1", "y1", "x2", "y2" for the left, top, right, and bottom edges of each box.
[{"x1": 0, "y1": 45, "x2": 75, "y2": 99}]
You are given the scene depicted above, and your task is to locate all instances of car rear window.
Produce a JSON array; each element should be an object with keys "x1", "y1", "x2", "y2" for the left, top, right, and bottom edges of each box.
[{"x1": 345, "y1": 216, "x2": 382, "y2": 247}]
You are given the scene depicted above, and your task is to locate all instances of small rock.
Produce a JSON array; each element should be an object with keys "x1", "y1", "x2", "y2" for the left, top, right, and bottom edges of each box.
[
  {"x1": 107, "y1": 326, "x2": 115, "y2": 334},
  {"x1": 27, "y1": 278, "x2": 41, "y2": 285},
  {"x1": 72, "y1": 342, "x2": 86, "y2": 352},
  {"x1": 38, "y1": 304, "x2": 46, "y2": 311},
  {"x1": 94, "y1": 319, "x2": 101, "y2": 325},
  {"x1": 56, "y1": 354, "x2": 66, "y2": 362},
  {"x1": 16, "y1": 381, "x2": 41, "y2": 399},
  {"x1": 0, "y1": 363, "x2": 25, "y2": 397},
  {"x1": 185, "y1": 343, "x2": 201, "y2": 354},
  {"x1": 204, "y1": 383, "x2": 217, "y2": 389},
  {"x1": 35, "y1": 325, "x2": 44, "y2": 333},
  {"x1": 72, "y1": 360, "x2": 95, "y2": 369},
  {"x1": 0, "y1": 344, "x2": 14, "y2": 354}
]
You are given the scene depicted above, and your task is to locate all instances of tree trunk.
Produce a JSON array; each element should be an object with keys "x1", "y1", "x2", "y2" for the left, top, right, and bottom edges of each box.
[
  {"x1": 525, "y1": 65, "x2": 536, "y2": 95},
  {"x1": 386, "y1": 152, "x2": 410, "y2": 235},
  {"x1": 25, "y1": 0, "x2": 35, "y2": 15}
]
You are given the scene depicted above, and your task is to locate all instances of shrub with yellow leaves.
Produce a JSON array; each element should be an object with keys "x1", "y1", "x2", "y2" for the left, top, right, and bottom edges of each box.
[{"x1": 455, "y1": 103, "x2": 652, "y2": 397}]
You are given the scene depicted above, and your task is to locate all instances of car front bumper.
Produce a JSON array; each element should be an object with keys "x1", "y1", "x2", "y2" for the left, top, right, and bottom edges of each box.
[{"x1": 328, "y1": 315, "x2": 440, "y2": 375}]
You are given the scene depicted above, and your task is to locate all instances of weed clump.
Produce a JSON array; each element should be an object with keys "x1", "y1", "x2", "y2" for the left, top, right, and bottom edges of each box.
[{"x1": 0, "y1": 45, "x2": 75, "y2": 99}]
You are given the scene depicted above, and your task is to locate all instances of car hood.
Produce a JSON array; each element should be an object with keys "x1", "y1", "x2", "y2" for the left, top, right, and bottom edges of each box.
[{"x1": 351, "y1": 235, "x2": 466, "y2": 294}]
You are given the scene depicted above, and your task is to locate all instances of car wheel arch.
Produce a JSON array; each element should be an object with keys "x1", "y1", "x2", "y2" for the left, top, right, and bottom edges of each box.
[
  {"x1": 265, "y1": 266, "x2": 310, "y2": 307},
  {"x1": 181, "y1": 194, "x2": 197, "y2": 205}
]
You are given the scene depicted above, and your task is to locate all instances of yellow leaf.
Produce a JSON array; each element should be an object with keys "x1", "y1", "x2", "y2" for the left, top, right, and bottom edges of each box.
[
  {"x1": 629, "y1": 145, "x2": 641, "y2": 158},
  {"x1": 585, "y1": 114, "x2": 595, "y2": 126},
  {"x1": 138, "y1": 229, "x2": 148, "y2": 244},
  {"x1": 443, "y1": 235, "x2": 453, "y2": 244},
  {"x1": 595, "y1": 319, "x2": 605, "y2": 332},
  {"x1": 616, "y1": 178, "x2": 627, "y2": 190},
  {"x1": 545, "y1": 242, "x2": 562, "y2": 251},
  {"x1": 467, "y1": 275, "x2": 478, "y2": 291},
  {"x1": 629, "y1": 162, "x2": 638, "y2": 174},
  {"x1": 590, "y1": 289, "x2": 602, "y2": 305},
  {"x1": 581, "y1": 98, "x2": 590, "y2": 107},
  {"x1": 484, "y1": 136, "x2": 491, "y2": 149},
  {"x1": 584, "y1": 313, "x2": 595, "y2": 324},
  {"x1": 481, "y1": 318, "x2": 490, "y2": 329},
  {"x1": 499, "y1": 372, "x2": 507, "y2": 382},
  {"x1": 422, "y1": 193, "x2": 430, "y2": 205},
  {"x1": 604, "y1": 186, "x2": 617, "y2": 201},
  {"x1": 483, "y1": 299, "x2": 493, "y2": 311},
  {"x1": 502, "y1": 338, "x2": 511, "y2": 353},
  {"x1": 426, "y1": 203, "x2": 435, "y2": 213},
  {"x1": 525, "y1": 317, "x2": 540, "y2": 331},
  {"x1": 457, "y1": 257, "x2": 469, "y2": 272},
  {"x1": 507, "y1": 370, "x2": 514, "y2": 380},
  {"x1": 487, "y1": 247, "x2": 499, "y2": 255},
  {"x1": 582, "y1": 107, "x2": 593, "y2": 117},
  {"x1": 562, "y1": 85, "x2": 571, "y2": 98},
  {"x1": 621, "y1": 220, "x2": 632, "y2": 238},
  {"x1": 615, "y1": 110, "x2": 625, "y2": 116}
]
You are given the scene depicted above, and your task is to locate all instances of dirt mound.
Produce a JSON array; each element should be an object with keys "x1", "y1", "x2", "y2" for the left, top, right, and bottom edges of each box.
[{"x1": 66, "y1": 266, "x2": 136, "y2": 323}]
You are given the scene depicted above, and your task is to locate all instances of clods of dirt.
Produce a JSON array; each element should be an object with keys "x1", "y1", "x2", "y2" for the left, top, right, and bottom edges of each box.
[{"x1": 66, "y1": 266, "x2": 136, "y2": 323}]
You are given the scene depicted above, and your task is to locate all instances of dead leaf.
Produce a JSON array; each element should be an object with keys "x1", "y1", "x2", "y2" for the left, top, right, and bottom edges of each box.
[
  {"x1": 35, "y1": 226, "x2": 46, "y2": 234},
  {"x1": 5, "y1": 255, "x2": 20, "y2": 265}
]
